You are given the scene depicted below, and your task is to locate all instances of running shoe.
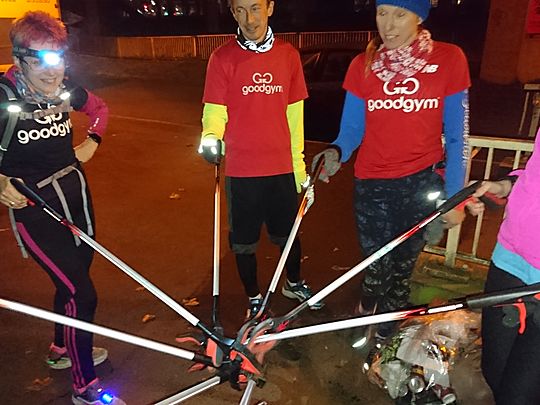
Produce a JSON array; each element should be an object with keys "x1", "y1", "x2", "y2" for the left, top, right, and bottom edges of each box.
[
  {"x1": 72, "y1": 382, "x2": 125, "y2": 405},
  {"x1": 47, "y1": 345, "x2": 108, "y2": 370},
  {"x1": 245, "y1": 296, "x2": 263, "y2": 321},
  {"x1": 281, "y1": 279, "x2": 324, "y2": 310}
]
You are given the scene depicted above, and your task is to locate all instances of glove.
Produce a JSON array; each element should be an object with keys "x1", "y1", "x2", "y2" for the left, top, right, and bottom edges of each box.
[
  {"x1": 298, "y1": 174, "x2": 315, "y2": 210},
  {"x1": 305, "y1": 184, "x2": 315, "y2": 210},
  {"x1": 198, "y1": 135, "x2": 224, "y2": 165},
  {"x1": 294, "y1": 171, "x2": 315, "y2": 209},
  {"x1": 311, "y1": 146, "x2": 341, "y2": 183},
  {"x1": 423, "y1": 217, "x2": 445, "y2": 245}
]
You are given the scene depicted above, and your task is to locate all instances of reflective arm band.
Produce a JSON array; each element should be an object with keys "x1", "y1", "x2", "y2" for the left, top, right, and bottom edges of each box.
[{"x1": 201, "y1": 103, "x2": 227, "y2": 140}]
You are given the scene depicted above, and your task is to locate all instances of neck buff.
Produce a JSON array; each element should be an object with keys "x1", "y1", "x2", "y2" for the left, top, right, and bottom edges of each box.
[
  {"x1": 371, "y1": 29, "x2": 434, "y2": 82},
  {"x1": 13, "y1": 68, "x2": 65, "y2": 105},
  {"x1": 236, "y1": 26, "x2": 275, "y2": 53}
]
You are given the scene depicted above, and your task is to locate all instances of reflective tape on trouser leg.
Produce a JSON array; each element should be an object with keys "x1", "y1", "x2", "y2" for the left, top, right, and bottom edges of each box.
[
  {"x1": 231, "y1": 242, "x2": 258, "y2": 255},
  {"x1": 269, "y1": 234, "x2": 287, "y2": 246}
]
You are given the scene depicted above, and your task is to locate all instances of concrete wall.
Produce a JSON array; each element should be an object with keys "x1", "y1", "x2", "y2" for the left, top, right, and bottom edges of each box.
[
  {"x1": 517, "y1": 33, "x2": 540, "y2": 82},
  {"x1": 481, "y1": 0, "x2": 540, "y2": 83}
]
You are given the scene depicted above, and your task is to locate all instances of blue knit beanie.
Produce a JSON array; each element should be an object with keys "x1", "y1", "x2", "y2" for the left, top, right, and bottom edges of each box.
[{"x1": 375, "y1": 0, "x2": 431, "y2": 21}]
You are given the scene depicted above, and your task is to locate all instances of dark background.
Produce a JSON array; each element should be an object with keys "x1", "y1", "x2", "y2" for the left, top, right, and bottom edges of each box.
[{"x1": 60, "y1": 0, "x2": 490, "y2": 58}]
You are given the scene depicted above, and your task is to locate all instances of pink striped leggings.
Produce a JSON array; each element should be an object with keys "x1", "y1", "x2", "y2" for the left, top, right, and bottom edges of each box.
[{"x1": 14, "y1": 170, "x2": 97, "y2": 391}]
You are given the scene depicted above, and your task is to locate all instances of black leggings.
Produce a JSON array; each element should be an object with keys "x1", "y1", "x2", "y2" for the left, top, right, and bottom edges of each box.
[
  {"x1": 14, "y1": 169, "x2": 97, "y2": 390},
  {"x1": 354, "y1": 168, "x2": 443, "y2": 315},
  {"x1": 482, "y1": 262, "x2": 540, "y2": 404}
]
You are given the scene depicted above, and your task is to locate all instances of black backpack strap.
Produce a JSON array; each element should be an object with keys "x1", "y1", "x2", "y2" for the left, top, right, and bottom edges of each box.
[{"x1": 0, "y1": 82, "x2": 19, "y2": 166}]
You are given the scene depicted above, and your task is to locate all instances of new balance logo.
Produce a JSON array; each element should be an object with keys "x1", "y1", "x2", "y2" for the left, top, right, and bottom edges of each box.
[{"x1": 422, "y1": 64, "x2": 439, "y2": 73}]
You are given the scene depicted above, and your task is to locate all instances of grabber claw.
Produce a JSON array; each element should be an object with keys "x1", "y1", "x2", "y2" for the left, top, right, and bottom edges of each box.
[
  {"x1": 174, "y1": 321, "x2": 267, "y2": 378},
  {"x1": 175, "y1": 334, "x2": 212, "y2": 371},
  {"x1": 215, "y1": 319, "x2": 275, "y2": 393},
  {"x1": 222, "y1": 320, "x2": 274, "y2": 385},
  {"x1": 176, "y1": 329, "x2": 227, "y2": 369}
]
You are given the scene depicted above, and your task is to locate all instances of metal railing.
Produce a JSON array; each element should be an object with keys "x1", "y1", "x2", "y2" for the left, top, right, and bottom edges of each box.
[
  {"x1": 77, "y1": 31, "x2": 376, "y2": 60},
  {"x1": 298, "y1": 31, "x2": 374, "y2": 49},
  {"x1": 425, "y1": 135, "x2": 535, "y2": 266},
  {"x1": 195, "y1": 34, "x2": 234, "y2": 59}
]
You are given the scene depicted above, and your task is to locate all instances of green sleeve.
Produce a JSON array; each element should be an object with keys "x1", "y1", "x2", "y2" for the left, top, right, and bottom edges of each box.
[
  {"x1": 201, "y1": 102, "x2": 228, "y2": 140},
  {"x1": 287, "y1": 100, "x2": 306, "y2": 192}
]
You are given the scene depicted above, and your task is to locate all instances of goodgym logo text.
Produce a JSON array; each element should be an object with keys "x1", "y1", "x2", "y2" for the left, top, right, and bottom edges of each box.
[
  {"x1": 242, "y1": 72, "x2": 284, "y2": 96},
  {"x1": 367, "y1": 78, "x2": 440, "y2": 113},
  {"x1": 17, "y1": 112, "x2": 72, "y2": 144}
]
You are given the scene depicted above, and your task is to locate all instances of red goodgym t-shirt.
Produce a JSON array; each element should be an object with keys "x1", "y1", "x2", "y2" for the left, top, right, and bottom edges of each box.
[
  {"x1": 203, "y1": 39, "x2": 308, "y2": 177},
  {"x1": 343, "y1": 41, "x2": 471, "y2": 179}
]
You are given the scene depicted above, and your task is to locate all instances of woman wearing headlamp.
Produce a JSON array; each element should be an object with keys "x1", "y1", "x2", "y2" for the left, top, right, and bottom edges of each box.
[
  {"x1": 0, "y1": 11, "x2": 124, "y2": 405},
  {"x1": 12, "y1": 46, "x2": 66, "y2": 69}
]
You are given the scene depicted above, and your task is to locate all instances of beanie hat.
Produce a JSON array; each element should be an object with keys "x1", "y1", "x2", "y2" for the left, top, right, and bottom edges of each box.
[{"x1": 375, "y1": 0, "x2": 431, "y2": 22}]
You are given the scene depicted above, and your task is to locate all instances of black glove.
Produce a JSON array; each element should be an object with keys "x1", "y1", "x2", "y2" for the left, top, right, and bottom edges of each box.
[
  {"x1": 198, "y1": 135, "x2": 224, "y2": 165},
  {"x1": 311, "y1": 145, "x2": 342, "y2": 182}
]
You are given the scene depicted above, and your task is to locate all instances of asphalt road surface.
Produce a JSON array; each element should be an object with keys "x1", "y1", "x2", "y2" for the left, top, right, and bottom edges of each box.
[
  {"x1": 0, "y1": 56, "x2": 385, "y2": 405},
  {"x1": 0, "y1": 55, "x2": 498, "y2": 404}
]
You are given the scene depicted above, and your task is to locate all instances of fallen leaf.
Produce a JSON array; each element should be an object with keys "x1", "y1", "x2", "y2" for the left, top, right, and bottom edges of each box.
[
  {"x1": 169, "y1": 193, "x2": 181, "y2": 200},
  {"x1": 142, "y1": 314, "x2": 156, "y2": 323},
  {"x1": 331, "y1": 265, "x2": 350, "y2": 272},
  {"x1": 188, "y1": 362, "x2": 207, "y2": 372},
  {"x1": 182, "y1": 298, "x2": 200, "y2": 307},
  {"x1": 26, "y1": 377, "x2": 53, "y2": 391}
]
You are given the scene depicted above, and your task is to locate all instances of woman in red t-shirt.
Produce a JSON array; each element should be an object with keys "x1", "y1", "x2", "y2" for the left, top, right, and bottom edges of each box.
[{"x1": 313, "y1": 0, "x2": 470, "y2": 344}]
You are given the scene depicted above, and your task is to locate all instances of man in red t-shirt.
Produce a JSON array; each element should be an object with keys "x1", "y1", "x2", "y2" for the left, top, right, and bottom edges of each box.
[{"x1": 199, "y1": 0, "x2": 322, "y2": 320}]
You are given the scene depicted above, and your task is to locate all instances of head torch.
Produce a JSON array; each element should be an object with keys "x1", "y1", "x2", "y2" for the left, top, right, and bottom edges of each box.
[{"x1": 13, "y1": 46, "x2": 65, "y2": 68}]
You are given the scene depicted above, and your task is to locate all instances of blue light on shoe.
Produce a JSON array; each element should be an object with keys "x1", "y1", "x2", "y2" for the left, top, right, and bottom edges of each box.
[{"x1": 100, "y1": 391, "x2": 114, "y2": 404}]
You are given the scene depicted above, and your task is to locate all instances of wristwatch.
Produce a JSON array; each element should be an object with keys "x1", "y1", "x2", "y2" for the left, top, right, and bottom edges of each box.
[{"x1": 87, "y1": 132, "x2": 102, "y2": 145}]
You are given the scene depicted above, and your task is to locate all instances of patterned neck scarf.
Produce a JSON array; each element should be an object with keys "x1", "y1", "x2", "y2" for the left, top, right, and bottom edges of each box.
[
  {"x1": 236, "y1": 26, "x2": 275, "y2": 53},
  {"x1": 371, "y1": 29, "x2": 434, "y2": 83},
  {"x1": 13, "y1": 68, "x2": 65, "y2": 105}
]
